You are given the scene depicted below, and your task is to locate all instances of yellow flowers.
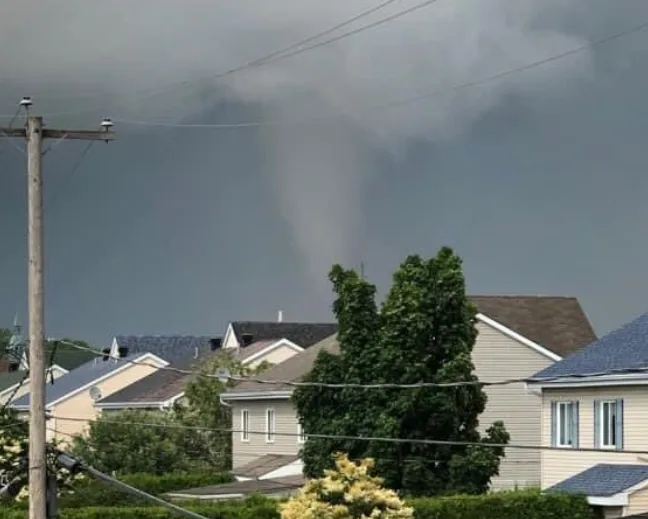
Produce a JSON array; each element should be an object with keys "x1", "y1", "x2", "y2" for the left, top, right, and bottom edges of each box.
[{"x1": 280, "y1": 453, "x2": 414, "y2": 519}]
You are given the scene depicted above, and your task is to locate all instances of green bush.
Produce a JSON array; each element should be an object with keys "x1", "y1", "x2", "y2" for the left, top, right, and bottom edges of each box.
[
  {"x1": 0, "y1": 489, "x2": 594, "y2": 519},
  {"x1": 409, "y1": 490, "x2": 594, "y2": 519}
]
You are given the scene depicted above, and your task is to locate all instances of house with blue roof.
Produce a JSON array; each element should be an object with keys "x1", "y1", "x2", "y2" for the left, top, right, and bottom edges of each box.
[
  {"x1": 12, "y1": 335, "x2": 214, "y2": 442},
  {"x1": 528, "y1": 312, "x2": 648, "y2": 518}
]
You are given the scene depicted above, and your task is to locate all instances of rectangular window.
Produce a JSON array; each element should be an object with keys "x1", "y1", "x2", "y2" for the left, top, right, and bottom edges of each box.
[
  {"x1": 241, "y1": 409, "x2": 249, "y2": 442},
  {"x1": 555, "y1": 401, "x2": 577, "y2": 447},
  {"x1": 297, "y1": 422, "x2": 306, "y2": 444},
  {"x1": 595, "y1": 399, "x2": 623, "y2": 450},
  {"x1": 265, "y1": 408, "x2": 276, "y2": 443}
]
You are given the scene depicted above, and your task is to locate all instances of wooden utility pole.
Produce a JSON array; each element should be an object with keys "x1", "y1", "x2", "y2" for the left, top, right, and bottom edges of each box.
[{"x1": 0, "y1": 113, "x2": 114, "y2": 519}]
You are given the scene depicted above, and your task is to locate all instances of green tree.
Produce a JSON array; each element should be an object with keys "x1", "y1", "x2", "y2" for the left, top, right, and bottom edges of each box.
[
  {"x1": 175, "y1": 351, "x2": 272, "y2": 470},
  {"x1": 69, "y1": 409, "x2": 209, "y2": 475},
  {"x1": 293, "y1": 247, "x2": 509, "y2": 496},
  {"x1": 0, "y1": 407, "x2": 81, "y2": 501}
]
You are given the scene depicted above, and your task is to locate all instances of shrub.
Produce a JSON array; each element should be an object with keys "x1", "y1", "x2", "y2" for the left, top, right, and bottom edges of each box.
[{"x1": 409, "y1": 489, "x2": 594, "y2": 519}]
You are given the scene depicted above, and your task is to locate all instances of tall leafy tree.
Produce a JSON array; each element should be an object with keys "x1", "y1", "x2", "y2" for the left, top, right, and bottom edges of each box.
[{"x1": 293, "y1": 247, "x2": 509, "y2": 496}]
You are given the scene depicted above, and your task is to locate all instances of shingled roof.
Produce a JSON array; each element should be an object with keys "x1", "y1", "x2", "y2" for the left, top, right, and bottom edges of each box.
[
  {"x1": 470, "y1": 295, "x2": 596, "y2": 358},
  {"x1": 226, "y1": 295, "x2": 594, "y2": 396},
  {"x1": 229, "y1": 322, "x2": 338, "y2": 348},
  {"x1": 547, "y1": 464, "x2": 648, "y2": 497}
]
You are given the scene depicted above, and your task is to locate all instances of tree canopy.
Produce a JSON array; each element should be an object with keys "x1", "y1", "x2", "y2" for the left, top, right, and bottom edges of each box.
[{"x1": 293, "y1": 247, "x2": 509, "y2": 496}]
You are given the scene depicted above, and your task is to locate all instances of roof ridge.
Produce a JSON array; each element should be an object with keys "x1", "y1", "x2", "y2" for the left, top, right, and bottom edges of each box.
[{"x1": 469, "y1": 294, "x2": 579, "y2": 299}]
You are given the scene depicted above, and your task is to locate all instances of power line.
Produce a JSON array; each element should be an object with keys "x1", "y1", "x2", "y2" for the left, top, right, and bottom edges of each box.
[
  {"x1": 50, "y1": 415, "x2": 648, "y2": 456},
  {"x1": 54, "y1": 338, "x2": 648, "y2": 390},
  {"x1": 113, "y1": 18, "x2": 648, "y2": 130}
]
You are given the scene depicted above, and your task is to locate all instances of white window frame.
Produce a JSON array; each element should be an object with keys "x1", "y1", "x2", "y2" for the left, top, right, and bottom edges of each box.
[
  {"x1": 599, "y1": 400, "x2": 618, "y2": 449},
  {"x1": 240, "y1": 409, "x2": 250, "y2": 442},
  {"x1": 265, "y1": 408, "x2": 276, "y2": 443},
  {"x1": 297, "y1": 422, "x2": 306, "y2": 444},
  {"x1": 556, "y1": 401, "x2": 575, "y2": 448}
]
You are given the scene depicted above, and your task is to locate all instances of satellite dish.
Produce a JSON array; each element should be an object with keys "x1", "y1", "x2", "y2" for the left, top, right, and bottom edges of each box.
[{"x1": 89, "y1": 386, "x2": 102, "y2": 401}]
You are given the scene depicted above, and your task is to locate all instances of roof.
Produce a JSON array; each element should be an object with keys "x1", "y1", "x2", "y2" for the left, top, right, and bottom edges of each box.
[
  {"x1": 97, "y1": 339, "x2": 284, "y2": 405},
  {"x1": 167, "y1": 475, "x2": 304, "y2": 499},
  {"x1": 227, "y1": 333, "x2": 339, "y2": 394},
  {"x1": 0, "y1": 371, "x2": 28, "y2": 393},
  {"x1": 13, "y1": 335, "x2": 213, "y2": 408},
  {"x1": 44, "y1": 341, "x2": 97, "y2": 370},
  {"x1": 470, "y1": 295, "x2": 596, "y2": 358},
  {"x1": 533, "y1": 312, "x2": 648, "y2": 380},
  {"x1": 233, "y1": 454, "x2": 300, "y2": 478},
  {"x1": 230, "y1": 322, "x2": 338, "y2": 348},
  {"x1": 547, "y1": 464, "x2": 648, "y2": 496}
]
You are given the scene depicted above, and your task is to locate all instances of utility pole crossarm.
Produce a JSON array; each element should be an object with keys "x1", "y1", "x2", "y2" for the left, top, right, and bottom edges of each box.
[
  {"x1": 43, "y1": 129, "x2": 115, "y2": 141},
  {"x1": 0, "y1": 128, "x2": 27, "y2": 138}
]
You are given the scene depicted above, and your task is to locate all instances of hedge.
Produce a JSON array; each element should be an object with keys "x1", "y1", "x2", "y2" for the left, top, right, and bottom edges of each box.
[
  {"x1": 0, "y1": 489, "x2": 595, "y2": 519},
  {"x1": 5, "y1": 472, "x2": 234, "y2": 509}
]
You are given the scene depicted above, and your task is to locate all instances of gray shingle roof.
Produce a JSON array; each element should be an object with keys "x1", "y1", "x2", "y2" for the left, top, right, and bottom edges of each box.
[
  {"x1": 13, "y1": 335, "x2": 213, "y2": 408},
  {"x1": 533, "y1": 312, "x2": 648, "y2": 379},
  {"x1": 167, "y1": 475, "x2": 305, "y2": 498},
  {"x1": 547, "y1": 464, "x2": 648, "y2": 496},
  {"x1": 230, "y1": 322, "x2": 338, "y2": 348},
  {"x1": 232, "y1": 454, "x2": 300, "y2": 478}
]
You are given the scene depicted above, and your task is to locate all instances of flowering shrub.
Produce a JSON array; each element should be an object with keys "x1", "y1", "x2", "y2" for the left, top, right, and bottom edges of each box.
[
  {"x1": 0, "y1": 407, "x2": 83, "y2": 501},
  {"x1": 280, "y1": 453, "x2": 414, "y2": 519}
]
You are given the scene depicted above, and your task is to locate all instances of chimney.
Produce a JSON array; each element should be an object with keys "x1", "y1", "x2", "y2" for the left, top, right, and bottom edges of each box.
[
  {"x1": 209, "y1": 337, "x2": 222, "y2": 351},
  {"x1": 101, "y1": 348, "x2": 110, "y2": 361},
  {"x1": 117, "y1": 347, "x2": 129, "y2": 358},
  {"x1": 241, "y1": 333, "x2": 254, "y2": 347},
  {"x1": 278, "y1": 310, "x2": 283, "y2": 323}
]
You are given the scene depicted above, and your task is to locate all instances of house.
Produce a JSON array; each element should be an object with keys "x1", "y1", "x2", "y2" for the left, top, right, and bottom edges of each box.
[
  {"x1": 528, "y1": 312, "x2": 648, "y2": 518},
  {"x1": 11, "y1": 335, "x2": 213, "y2": 441},
  {"x1": 0, "y1": 341, "x2": 96, "y2": 406},
  {"x1": 94, "y1": 321, "x2": 337, "y2": 412},
  {"x1": 221, "y1": 295, "x2": 596, "y2": 491}
]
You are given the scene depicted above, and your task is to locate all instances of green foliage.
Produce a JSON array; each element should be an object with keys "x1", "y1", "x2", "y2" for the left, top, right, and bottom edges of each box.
[
  {"x1": 69, "y1": 410, "x2": 214, "y2": 475},
  {"x1": 410, "y1": 490, "x2": 594, "y2": 519},
  {"x1": 57, "y1": 472, "x2": 235, "y2": 507},
  {"x1": 0, "y1": 407, "x2": 80, "y2": 502},
  {"x1": 174, "y1": 351, "x2": 273, "y2": 471},
  {"x1": 293, "y1": 247, "x2": 510, "y2": 496},
  {"x1": 0, "y1": 490, "x2": 595, "y2": 519}
]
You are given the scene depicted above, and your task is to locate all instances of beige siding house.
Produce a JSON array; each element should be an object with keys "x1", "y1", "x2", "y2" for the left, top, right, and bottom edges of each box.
[
  {"x1": 222, "y1": 296, "x2": 596, "y2": 490},
  {"x1": 94, "y1": 322, "x2": 337, "y2": 412},
  {"x1": 528, "y1": 311, "x2": 648, "y2": 518}
]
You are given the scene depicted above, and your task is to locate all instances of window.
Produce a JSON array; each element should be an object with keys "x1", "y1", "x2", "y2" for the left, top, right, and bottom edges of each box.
[
  {"x1": 265, "y1": 408, "x2": 276, "y2": 443},
  {"x1": 240, "y1": 409, "x2": 250, "y2": 442},
  {"x1": 552, "y1": 401, "x2": 579, "y2": 448},
  {"x1": 297, "y1": 422, "x2": 306, "y2": 444},
  {"x1": 595, "y1": 399, "x2": 623, "y2": 450}
]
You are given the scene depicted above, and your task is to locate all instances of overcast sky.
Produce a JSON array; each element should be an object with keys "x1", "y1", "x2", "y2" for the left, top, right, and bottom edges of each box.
[{"x1": 2, "y1": 0, "x2": 648, "y2": 345}]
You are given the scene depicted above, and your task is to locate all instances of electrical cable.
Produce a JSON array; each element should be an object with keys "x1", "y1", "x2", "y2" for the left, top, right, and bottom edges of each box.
[
  {"x1": 51, "y1": 415, "x2": 648, "y2": 457},
  {"x1": 113, "y1": 17, "x2": 648, "y2": 130},
  {"x1": 54, "y1": 338, "x2": 648, "y2": 390}
]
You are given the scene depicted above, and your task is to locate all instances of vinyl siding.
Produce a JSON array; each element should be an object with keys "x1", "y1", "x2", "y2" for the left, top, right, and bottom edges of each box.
[
  {"x1": 541, "y1": 386, "x2": 648, "y2": 489},
  {"x1": 231, "y1": 399, "x2": 300, "y2": 469},
  {"x1": 627, "y1": 485, "x2": 648, "y2": 516},
  {"x1": 247, "y1": 345, "x2": 300, "y2": 369},
  {"x1": 48, "y1": 360, "x2": 163, "y2": 443},
  {"x1": 472, "y1": 321, "x2": 554, "y2": 490}
]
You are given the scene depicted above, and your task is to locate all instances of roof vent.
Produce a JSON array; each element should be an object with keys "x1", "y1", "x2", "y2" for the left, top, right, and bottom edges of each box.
[
  {"x1": 117, "y1": 347, "x2": 128, "y2": 358},
  {"x1": 101, "y1": 348, "x2": 110, "y2": 361},
  {"x1": 241, "y1": 333, "x2": 254, "y2": 347},
  {"x1": 278, "y1": 310, "x2": 283, "y2": 323},
  {"x1": 209, "y1": 337, "x2": 222, "y2": 351}
]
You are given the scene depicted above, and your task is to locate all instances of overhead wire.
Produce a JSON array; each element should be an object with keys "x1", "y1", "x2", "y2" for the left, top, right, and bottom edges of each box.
[
  {"x1": 113, "y1": 17, "x2": 648, "y2": 130},
  {"x1": 50, "y1": 415, "x2": 648, "y2": 457},
  {"x1": 54, "y1": 338, "x2": 648, "y2": 390}
]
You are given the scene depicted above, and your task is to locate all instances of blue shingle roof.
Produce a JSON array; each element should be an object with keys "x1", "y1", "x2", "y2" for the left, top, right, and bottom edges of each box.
[
  {"x1": 547, "y1": 464, "x2": 648, "y2": 496},
  {"x1": 532, "y1": 312, "x2": 648, "y2": 379},
  {"x1": 13, "y1": 335, "x2": 212, "y2": 408}
]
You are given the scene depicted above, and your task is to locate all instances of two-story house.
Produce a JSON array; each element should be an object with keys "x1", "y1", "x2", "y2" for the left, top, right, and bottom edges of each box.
[
  {"x1": 221, "y1": 295, "x2": 596, "y2": 491},
  {"x1": 528, "y1": 312, "x2": 648, "y2": 518}
]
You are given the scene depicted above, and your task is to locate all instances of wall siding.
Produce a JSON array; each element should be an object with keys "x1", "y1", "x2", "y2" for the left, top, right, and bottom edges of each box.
[
  {"x1": 231, "y1": 399, "x2": 300, "y2": 469},
  {"x1": 48, "y1": 360, "x2": 163, "y2": 442},
  {"x1": 627, "y1": 485, "x2": 648, "y2": 516},
  {"x1": 247, "y1": 345, "x2": 299, "y2": 369},
  {"x1": 472, "y1": 321, "x2": 554, "y2": 490},
  {"x1": 541, "y1": 386, "x2": 648, "y2": 489}
]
